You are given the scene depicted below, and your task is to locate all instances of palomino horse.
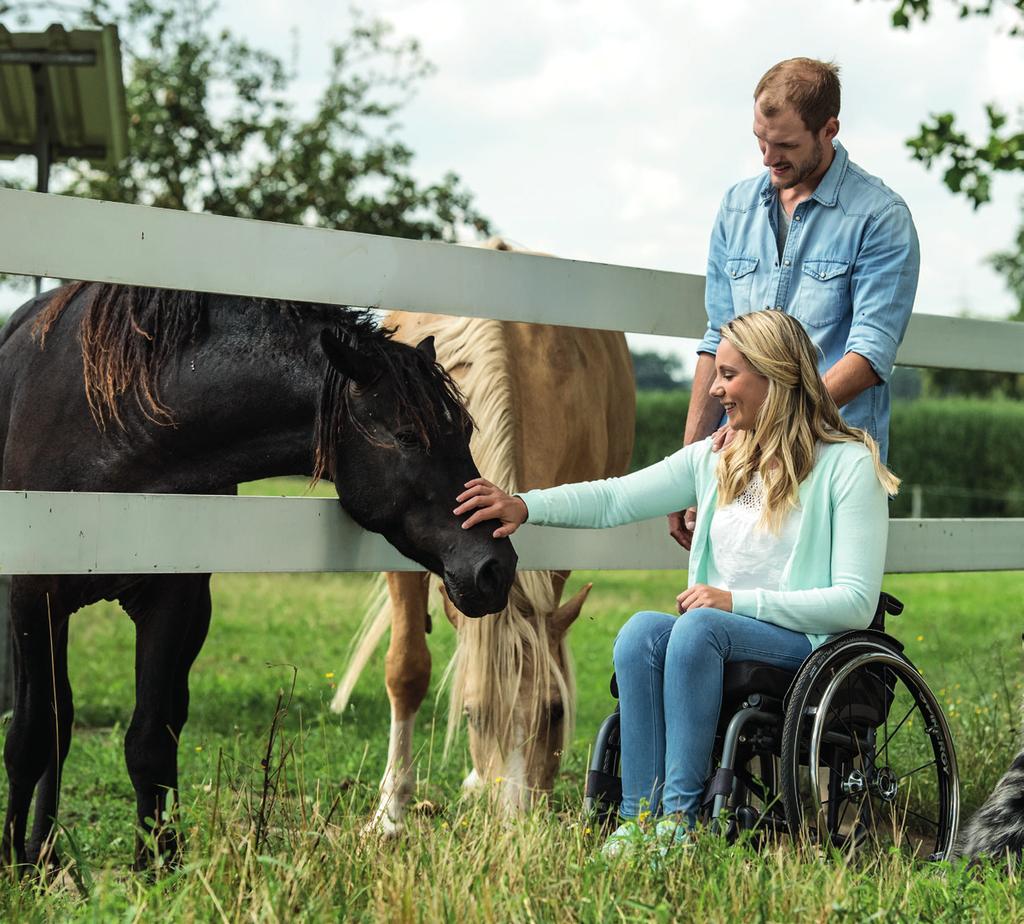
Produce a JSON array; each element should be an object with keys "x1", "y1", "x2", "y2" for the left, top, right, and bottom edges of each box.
[
  {"x1": 331, "y1": 240, "x2": 635, "y2": 833},
  {"x1": 0, "y1": 282, "x2": 516, "y2": 868}
]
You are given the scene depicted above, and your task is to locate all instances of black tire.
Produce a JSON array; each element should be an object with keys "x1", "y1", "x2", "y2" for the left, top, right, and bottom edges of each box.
[
  {"x1": 584, "y1": 709, "x2": 622, "y2": 827},
  {"x1": 780, "y1": 633, "x2": 959, "y2": 860}
]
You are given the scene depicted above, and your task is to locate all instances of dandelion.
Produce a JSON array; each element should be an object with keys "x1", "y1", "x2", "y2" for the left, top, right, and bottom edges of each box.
[
  {"x1": 916, "y1": 635, "x2": 924, "y2": 642},
  {"x1": 195, "y1": 745, "x2": 203, "y2": 753},
  {"x1": 325, "y1": 672, "x2": 335, "y2": 680}
]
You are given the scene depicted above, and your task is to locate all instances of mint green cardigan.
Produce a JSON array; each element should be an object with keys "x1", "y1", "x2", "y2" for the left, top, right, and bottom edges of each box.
[{"x1": 517, "y1": 438, "x2": 889, "y2": 649}]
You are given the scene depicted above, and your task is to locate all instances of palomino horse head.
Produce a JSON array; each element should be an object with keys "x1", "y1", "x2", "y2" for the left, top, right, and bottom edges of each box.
[
  {"x1": 444, "y1": 572, "x2": 592, "y2": 809},
  {"x1": 317, "y1": 330, "x2": 517, "y2": 618}
]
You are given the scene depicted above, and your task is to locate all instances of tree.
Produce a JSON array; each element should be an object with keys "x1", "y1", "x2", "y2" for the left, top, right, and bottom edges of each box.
[
  {"x1": 0, "y1": 1, "x2": 491, "y2": 252},
  {"x1": 867, "y1": 0, "x2": 1024, "y2": 395},
  {"x1": 630, "y1": 349, "x2": 691, "y2": 391}
]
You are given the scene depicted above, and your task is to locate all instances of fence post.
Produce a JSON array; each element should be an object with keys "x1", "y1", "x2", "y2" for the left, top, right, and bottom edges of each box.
[
  {"x1": 911, "y1": 485, "x2": 923, "y2": 519},
  {"x1": 0, "y1": 576, "x2": 12, "y2": 713}
]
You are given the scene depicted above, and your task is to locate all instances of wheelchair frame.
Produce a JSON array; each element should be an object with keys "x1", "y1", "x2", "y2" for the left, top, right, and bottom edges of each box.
[{"x1": 584, "y1": 593, "x2": 960, "y2": 860}]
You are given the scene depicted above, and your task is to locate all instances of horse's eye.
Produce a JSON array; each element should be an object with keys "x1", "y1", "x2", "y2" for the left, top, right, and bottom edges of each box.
[
  {"x1": 549, "y1": 701, "x2": 565, "y2": 723},
  {"x1": 394, "y1": 429, "x2": 421, "y2": 450}
]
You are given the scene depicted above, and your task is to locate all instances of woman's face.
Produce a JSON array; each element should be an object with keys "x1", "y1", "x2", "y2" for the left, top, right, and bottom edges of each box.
[{"x1": 710, "y1": 339, "x2": 770, "y2": 431}]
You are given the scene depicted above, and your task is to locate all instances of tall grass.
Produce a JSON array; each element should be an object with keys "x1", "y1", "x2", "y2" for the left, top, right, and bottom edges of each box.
[{"x1": 2, "y1": 568, "x2": 1023, "y2": 920}]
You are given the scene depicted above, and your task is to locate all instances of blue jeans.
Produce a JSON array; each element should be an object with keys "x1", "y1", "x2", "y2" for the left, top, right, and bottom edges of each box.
[{"x1": 612, "y1": 608, "x2": 812, "y2": 823}]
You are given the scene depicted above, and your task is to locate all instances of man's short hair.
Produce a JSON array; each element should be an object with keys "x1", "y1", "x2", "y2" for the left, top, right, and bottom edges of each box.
[{"x1": 754, "y1": 58, "x2": 841, "y2": 133}]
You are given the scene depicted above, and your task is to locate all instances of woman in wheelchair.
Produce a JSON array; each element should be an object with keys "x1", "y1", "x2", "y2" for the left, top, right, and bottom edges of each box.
[{"x1": 455, "y1": 309, "x2": 943, "y2": 858}]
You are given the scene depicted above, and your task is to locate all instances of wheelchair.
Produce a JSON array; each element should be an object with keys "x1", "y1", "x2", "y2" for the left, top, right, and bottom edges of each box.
[{"x1": 584, "y1": 594, "x2": 960, "y2": 860}]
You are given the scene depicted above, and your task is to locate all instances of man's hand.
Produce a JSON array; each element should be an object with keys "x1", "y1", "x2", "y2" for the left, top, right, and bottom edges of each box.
[
  {"x1": 667, "y1": 425, "x2": 735, "y2": 549},
  {"x1": 676, "y1": 583, "x2": 733, "y2": 614},
  {"x1": 711, "y1": 424, "x2": 735, "y2": 452},
  {"x1": 667, "y1": 509, "x2": 697, "y2": 550}
]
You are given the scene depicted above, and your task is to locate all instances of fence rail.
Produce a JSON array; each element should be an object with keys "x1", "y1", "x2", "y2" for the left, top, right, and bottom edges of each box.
[
  {"x1": 0, "y1": 186, "x2": 1022, "y2": 577},
  {"x1": 0, "y1": 491, "x2": 1021, "y2": 575}
]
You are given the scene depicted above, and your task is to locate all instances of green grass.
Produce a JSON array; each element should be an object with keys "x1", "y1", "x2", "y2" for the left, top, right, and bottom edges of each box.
[{"x1": 2, "y1": 566, "x2": 1023, "y2": 920}]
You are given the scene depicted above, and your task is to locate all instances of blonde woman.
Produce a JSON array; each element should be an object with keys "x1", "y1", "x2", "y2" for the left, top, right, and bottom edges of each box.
[{"x1": 454, "y1": 309, "x2": 900, "y2": 855}]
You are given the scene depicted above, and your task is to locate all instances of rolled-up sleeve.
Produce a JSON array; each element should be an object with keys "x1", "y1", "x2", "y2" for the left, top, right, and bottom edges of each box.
[
  {"x1": 697, "y1": 202, "x2": 733, "y2": 357},
  {"x1": 846, "y1": 201, "x2": 920, "y2": 382}
]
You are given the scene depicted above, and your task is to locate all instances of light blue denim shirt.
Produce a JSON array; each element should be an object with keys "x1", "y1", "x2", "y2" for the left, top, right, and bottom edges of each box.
[{"x1": 697, "y1": 140, "x2": 920, "y2": 461}]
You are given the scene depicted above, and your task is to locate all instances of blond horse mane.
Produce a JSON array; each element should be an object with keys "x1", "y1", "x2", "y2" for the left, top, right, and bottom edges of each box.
[{"x1": 334, "y1": 239, "x2": 576, "y2": 768}]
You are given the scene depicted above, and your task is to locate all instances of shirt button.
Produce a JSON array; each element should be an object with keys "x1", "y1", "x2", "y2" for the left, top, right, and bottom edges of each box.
[
  {"x1": 820, "y1": 273, "x2": 826, "y2": 279},
  {"x1": 794, "y1": 215, "x2": 802, "y2": 221},
  {"x1": 784, "y1": 259, "x2": 791, "y2": 266},
  {"x1": 775, "y1": 305, "x2": 782, "y2": 310}
]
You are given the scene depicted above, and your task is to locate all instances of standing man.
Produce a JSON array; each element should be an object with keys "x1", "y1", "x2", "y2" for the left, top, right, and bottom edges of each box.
[{"x1": 670, "y1": 57, "x2": 919, "y2": 549}]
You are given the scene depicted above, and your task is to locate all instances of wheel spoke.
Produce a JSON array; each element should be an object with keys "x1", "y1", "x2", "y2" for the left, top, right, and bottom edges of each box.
[
  {"x1": 897, "y1": 758, "x2": 937, "y2": 783},
  {"x1": 877, "y1": 700, "x2": 916, "y2": 755}
]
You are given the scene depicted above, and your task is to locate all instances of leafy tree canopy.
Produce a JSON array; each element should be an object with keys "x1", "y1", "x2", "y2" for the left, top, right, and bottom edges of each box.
[
  {"x1": 630, "y1": 349, "x2": 691, "y2": 392},
  {"x1": 864, "y1": 0, "x2": 1024, "y2": 317},
  {"x1": 0, "y1": 0, "x2": 491, "y2": 243}
]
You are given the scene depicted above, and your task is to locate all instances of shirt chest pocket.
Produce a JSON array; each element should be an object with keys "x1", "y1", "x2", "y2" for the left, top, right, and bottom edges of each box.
[
  {"x1": 724, "y1": 256, "x2": 759, "y2": 315},
  {"x1": 793, "y1": 259, "x2": 850, "y2": 327}
]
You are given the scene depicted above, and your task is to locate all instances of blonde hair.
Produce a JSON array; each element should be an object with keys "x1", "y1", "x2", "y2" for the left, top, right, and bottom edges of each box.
[{"x1": 716, "y1": 310, "x2": 899, "y2": 533}]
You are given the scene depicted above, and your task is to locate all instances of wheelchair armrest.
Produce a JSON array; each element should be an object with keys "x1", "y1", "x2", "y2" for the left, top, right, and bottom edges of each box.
[{"x1": 870, "y1": 592, "x2": 904, "y2": 632}]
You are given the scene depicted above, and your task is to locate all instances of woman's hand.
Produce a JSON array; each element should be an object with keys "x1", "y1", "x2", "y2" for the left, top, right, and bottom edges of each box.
[
  {"x1": 676, "y1": 584, "x2": 733, "y2": 614},
  {"x1": 454, "y1": 478, "x2": 529, "y2": 538}
]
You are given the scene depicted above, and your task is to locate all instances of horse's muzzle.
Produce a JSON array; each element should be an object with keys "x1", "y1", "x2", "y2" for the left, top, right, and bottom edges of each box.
[{"x1": 444, "y1": 546, "x2": 517, "y2": 617}]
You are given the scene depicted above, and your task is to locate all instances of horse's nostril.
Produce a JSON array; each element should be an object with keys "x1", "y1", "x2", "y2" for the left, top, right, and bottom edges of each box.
[{"x1": 474, "y1": 557, "x2": 506, "y2": 599}]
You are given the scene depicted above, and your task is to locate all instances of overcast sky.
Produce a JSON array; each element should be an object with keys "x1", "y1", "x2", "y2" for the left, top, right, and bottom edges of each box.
[{"x1": 5, "y1": 0, "x2": 1023, "y2": 367}]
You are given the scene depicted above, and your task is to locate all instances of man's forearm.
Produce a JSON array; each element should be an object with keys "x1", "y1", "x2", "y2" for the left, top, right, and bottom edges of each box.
[
  {"x1": 684, "y1": 352, "x2": 721, "y2": 445},
  {"x1": 823, "y1": 351, "x2": 882, "y2": 408}
]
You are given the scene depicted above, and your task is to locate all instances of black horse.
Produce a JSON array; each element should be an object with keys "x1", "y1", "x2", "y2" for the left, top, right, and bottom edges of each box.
[{"x1": 0, "y1": 281, "x2": 517, "y2": 869}]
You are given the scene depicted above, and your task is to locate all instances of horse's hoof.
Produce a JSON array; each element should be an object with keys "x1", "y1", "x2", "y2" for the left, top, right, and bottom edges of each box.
[{"x1": 361, "y1": 815, "x2": 404, "y2": 841}]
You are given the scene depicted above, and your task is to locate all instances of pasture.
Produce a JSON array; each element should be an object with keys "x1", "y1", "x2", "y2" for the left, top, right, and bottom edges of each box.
[{"x1": 1, "y1": 478, "x2": 1022, "y2": 919}]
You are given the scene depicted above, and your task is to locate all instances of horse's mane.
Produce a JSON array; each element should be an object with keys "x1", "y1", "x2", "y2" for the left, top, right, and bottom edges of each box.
[{"x1": 33, "y1": 282, "x2": 471, "y2": 482}]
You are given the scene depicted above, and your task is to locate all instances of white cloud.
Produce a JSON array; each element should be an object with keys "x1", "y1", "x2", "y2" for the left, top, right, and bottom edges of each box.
[{"x1": 3, "y1": 0, "x2": 1020, "y2": 333}]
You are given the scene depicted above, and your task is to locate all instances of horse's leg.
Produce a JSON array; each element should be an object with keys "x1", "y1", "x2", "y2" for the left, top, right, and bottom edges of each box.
[
  {"x1": 367, "y1": 571, "x2": 431, "y2": 838},
  {"x1": 26, "y1": 615, "x2": 74, "y2": 868},
  {"x1": 120, "y1": 575, "x2": 209, "y2": 869},
  {"x1": 1, "y1": 577, "x2": 69, "y2": 868}
]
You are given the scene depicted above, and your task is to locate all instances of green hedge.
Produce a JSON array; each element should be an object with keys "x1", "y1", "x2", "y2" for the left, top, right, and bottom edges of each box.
[{"x1": 630, "y1": 392, "x2": 1024, "y2": 518}]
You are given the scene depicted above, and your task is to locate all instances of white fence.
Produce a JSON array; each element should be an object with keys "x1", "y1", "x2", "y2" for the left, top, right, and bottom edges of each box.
[{"x1": 1, "y1": 186, "x2": 1023, "y2": 577}]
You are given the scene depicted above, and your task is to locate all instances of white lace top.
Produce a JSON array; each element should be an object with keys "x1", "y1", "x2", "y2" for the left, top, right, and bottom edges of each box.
[{"x1": 706, "y1": 472, "x2": 802, "y2": 592}]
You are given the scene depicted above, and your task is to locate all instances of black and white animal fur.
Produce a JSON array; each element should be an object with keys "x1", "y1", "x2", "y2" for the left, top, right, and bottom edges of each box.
[{"x1": 956, "y1": 709, "x2": 1024, "y2": 864}]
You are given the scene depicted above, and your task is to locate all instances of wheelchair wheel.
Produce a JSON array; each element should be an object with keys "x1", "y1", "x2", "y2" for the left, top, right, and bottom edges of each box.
[{"x1": 780, "y1": 633, "x2": 959, "y2": 861}]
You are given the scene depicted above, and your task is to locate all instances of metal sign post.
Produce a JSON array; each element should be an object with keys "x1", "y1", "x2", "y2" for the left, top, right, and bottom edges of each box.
[{"x1": 0, "y1": 23, "x2": 128, "y2": 709}]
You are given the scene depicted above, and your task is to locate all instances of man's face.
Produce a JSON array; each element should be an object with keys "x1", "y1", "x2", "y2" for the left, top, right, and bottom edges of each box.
[{"x1": 753, "y1": 100, "x2": 836, "y2": 191}]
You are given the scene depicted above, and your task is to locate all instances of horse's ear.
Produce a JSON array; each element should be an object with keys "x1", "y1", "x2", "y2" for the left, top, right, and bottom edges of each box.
[
  {"x1": 550, "y1": 582, "x2": 592, "y2": 639},
  {"x1": 416, "y1": 336, "x2": 436, "y2": 363},
  {"x1": 320, "y1": 330, "x2": 378, "y2": 385}
]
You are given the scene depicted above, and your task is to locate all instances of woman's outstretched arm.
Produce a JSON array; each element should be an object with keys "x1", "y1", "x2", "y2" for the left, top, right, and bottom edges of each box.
[{"x1": 454, "y1": 440, "x2": 709, "y2": 538}]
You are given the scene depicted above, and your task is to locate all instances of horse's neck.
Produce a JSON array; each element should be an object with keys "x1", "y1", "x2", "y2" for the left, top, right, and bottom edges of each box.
[{"x1": 139, "y1": 305, "x2": 326, "y2": 493}]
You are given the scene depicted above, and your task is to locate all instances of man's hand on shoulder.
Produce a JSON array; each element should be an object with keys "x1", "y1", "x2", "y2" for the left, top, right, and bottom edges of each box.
[{"x1": 711, "y1": 424, "x2": 735, "y2": 452}]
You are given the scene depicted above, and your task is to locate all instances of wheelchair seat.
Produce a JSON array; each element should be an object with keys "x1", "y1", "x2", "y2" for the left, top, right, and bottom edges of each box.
[{"x1": 584, "y1": 592, "x2": 960, "y2": 861}]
